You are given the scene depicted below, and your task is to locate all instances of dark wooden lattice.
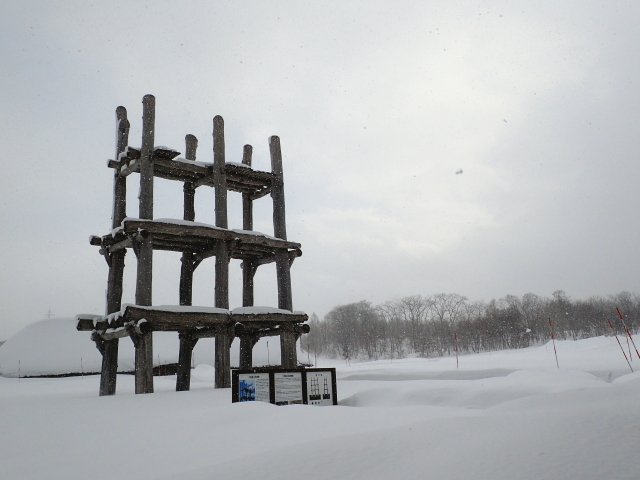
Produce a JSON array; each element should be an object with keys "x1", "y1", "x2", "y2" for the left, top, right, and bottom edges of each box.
[{"x1": 77, "y1": 95, "x2": 308, "y2": 396}]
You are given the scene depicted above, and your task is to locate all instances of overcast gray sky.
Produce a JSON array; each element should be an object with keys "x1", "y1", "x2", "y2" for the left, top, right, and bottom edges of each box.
[{"x1": 1, "y1": 1, "x2": 639, "y2": 339}]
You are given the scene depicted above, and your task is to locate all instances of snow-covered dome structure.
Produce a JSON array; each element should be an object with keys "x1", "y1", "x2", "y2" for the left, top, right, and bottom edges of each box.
[{"x1": 0, "y1": 317, "x2": 281, "y2": 378}]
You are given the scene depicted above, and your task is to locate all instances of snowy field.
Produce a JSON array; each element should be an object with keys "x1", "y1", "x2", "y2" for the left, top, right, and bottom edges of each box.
[{"x1": 1, "y1": 331, "x2": 640, "y2": 479}]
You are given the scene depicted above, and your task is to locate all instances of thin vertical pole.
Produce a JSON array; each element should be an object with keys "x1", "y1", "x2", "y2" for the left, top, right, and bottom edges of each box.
[
  {"x1": 616, "y1": 307, "x2": 640, "y2": 360},
  {"x1": 135, "y1": 94, "x2": 155, "y2": 394},
  {"x1": 608, "y1": 319, "x2": 633, "y2": 372},
  {"x1": 548, "y1": 318, "x2": 559, "y2": 369},
  {"x1": 454, "y1": 333, "x2": 459, "y2": 369}
]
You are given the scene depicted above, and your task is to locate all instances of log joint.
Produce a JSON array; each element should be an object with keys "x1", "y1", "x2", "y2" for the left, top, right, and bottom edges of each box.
[{"x1": 91, "y1": 331, "x2": 106, "y2": 356}]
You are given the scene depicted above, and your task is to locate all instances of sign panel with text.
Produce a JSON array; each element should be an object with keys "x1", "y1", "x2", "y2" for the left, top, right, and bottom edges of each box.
[{"x1": 232, "y1": 368, "x2": 337, "y2": 406}]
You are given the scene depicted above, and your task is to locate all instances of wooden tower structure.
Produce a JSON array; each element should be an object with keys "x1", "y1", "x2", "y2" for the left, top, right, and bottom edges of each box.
[{"x1": 77, "y1": 95, "x2": 308, "y2": 395}]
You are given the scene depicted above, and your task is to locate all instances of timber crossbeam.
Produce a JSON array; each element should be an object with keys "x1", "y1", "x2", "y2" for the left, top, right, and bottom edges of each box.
[
  {"x1": 108, "y1": 149, "x2": 275, "y2": 197},
  {"x1": 90, "y1": 219, "x2": 301, "y2": 262},
  {"x1": 77, "y1": 306, "x2": 308, "y2": 338}
]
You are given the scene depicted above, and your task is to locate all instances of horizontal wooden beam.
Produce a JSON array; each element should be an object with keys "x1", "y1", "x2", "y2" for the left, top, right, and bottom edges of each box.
[
  {"x1": 78, "y1": 306, "x2": 308, "y2": 335},
  {"x1": 230, "y1": 311, "x2": 308, "y2": 323},
  {"x1": 107, "y1": 155, "x2": 276, "y2": 197},
  {"x1": 76, "y1": 314, "x2": 101, "y2": 331},
  {"x1": 120, "y1": 219, "x2": 301, "y2": 250},
  {"x1": 235, "y1": 322, "x2": 309, "y2": 339},
  {"x1": 98, "y1": 320, "x2": 151, "y2": 341}
]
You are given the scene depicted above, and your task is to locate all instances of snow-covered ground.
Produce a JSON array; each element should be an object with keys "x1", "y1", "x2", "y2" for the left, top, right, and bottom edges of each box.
[{"x1": 1, "y1": 332, "x2": 639, "y2": 479}]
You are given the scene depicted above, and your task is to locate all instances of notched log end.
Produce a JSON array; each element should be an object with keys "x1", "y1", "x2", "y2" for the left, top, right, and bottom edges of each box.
[
  {"x1": 152, "y1": 147, "x2": 181, "y2": 161},
  {"x1": 116, "y1": 105, "x2": 127, "y2": 116}
]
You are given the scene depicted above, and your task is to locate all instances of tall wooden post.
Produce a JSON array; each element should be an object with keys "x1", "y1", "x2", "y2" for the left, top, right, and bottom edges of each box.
[
  {"x1": 134, "y1": 94, "x2": 155, "y2": 394},
  {"x1": 183, "y1": 134, "x2": 197, "y2": 221},
  {"x1": 269, "y1": 136, "x2": 297, "y2": 368},
  {"x1": 240, "y1": 146, "x2": 256, "y2": 367},
  {"x1": 177, "y1": 134, "x2": 198, "y2": 391},
  {"x1": 213, "y1": 115, "x2": 231, "y2": 388},
  {"x1": 241, "y1": 144, "x2": 256, "y2": 308},
  {"x1": 179, "y1": 134, "x2": 198, "y2": 306},
  {"x1": 99, "y1": 106, "x2": 129, "y2": 396},
  {"x1": 242, "y1": 145, "x2": 253, "y2": 229}
]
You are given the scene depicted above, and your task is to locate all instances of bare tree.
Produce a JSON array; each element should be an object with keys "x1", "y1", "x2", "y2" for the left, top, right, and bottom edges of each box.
[
  {"x1": 377, "y1": 301, "x2": 407, "y2": 358},
  {"x1": 430, "y1": 293, "x2": 468, "y2": 355}
]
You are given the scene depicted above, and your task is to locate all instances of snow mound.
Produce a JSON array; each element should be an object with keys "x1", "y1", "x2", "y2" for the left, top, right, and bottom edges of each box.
[
  {"x1": 339, "y1": 368, "x2": 606, "y2": 409},
  {"x1": 0, "y1": 317, "x2": 301, "y2": 377},
  {"x1": 0, "y1": 318, "x2": 108, "y2": 377}
]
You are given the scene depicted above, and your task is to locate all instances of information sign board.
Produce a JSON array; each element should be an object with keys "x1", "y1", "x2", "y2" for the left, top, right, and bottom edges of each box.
[
  {"x1": 237, "y1": 372, "x2": 270, "y2": 403},
  {"x1": 306, "y1": 369, "x2": 335, "y2": 406},
  {"x1": 232, "y1": 368, "x2": 337, "y2": 406},
  {"x1": 274, "y1": 371, "x2": 303, "y2": 405}
]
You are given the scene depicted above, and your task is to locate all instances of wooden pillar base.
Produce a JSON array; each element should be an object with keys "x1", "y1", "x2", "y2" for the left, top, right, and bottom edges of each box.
[
  {"x1": 280, "y1": 325, "x2": 298, "y2": 368},
  {"x1": 99, "y1": 339, "x2": 119, "y2": 396},
  {"x1": 214, "y1": 333, "x2": 232, "y2": 388},
  {"x1": 134, "y1": 333, "x2": 154, "y2": 394},
  {"x1": 176, "y1": 334, "x2": 198, "y2": 391},
  {"x1": 239, "y1": 335, "x2": 258, "y2": 370},
  {"x1": 215, "y1": 240, "x2": 229, "y2": 310}
]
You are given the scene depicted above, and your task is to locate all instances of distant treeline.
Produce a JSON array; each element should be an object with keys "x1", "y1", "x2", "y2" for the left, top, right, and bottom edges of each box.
[{"x1": 300, "y1": 291, "x2": 640, "y2": 360}]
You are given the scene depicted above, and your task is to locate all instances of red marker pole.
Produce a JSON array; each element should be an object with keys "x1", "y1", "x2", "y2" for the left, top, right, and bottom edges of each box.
[
  {"x1": 616, "y1": 307, "x2": 640, "y2": 360},
  {"x1": 608, "y1": 319, "x2": 633, "y2": 373},
  {"x1": 454, "y1": 333, "x2": 459, "y2": 369},
  {"x1": 548, "y1": 318, "x2": 559, "y2": 369}
]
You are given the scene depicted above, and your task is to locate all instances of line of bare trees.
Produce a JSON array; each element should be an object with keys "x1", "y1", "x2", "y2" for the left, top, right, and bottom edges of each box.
[{"x1": 300, "y1": 291, "x2": 640, "y2": 360}]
